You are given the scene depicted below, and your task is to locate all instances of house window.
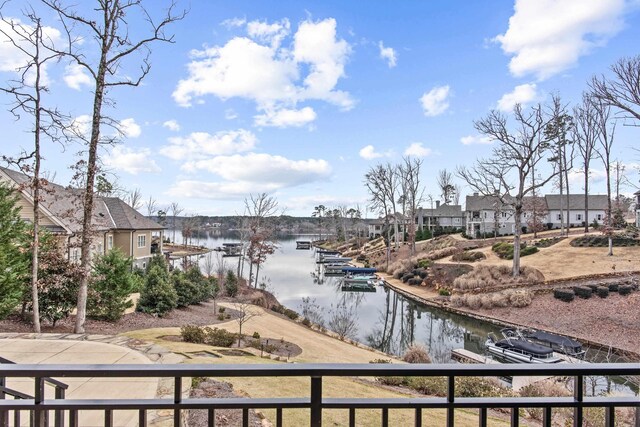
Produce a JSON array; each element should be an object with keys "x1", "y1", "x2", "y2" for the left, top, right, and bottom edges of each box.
[
  {"x1": 483, "y1": 212, "x2": 487, "y2": 219},
  {"x1": 557, "y1": 214, "x2": 562, "y2": 220},
  {"x1": 596, "y1": 214, "x2": 603, "y2": 221},
  {"x1": 107, "y1": 235, "x2": 113, "y2": 250},
  {"x1": 137, "y1": 234, "x2": 146, "y2": 248},
  {"x1": 576, "y1": 214, "x2": 582, "y2": 221},
  {"x1": 72, "y1": 248, "x2": 80, "y2": 262},
  {"x1": 501, "y1": 212, "x2": 508, "y2": 218},
  {"x1": 454, "y1": 218, "x2": 460, "y2": 224}
]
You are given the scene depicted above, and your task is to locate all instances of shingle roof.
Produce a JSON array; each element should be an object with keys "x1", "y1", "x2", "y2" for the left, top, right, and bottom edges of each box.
[
  {"x1": 418, "y1": 204, "x2": 463, "y2": 217},
  {"x1": 544, "y1": 194, "x2": 609, "y2": 210},
  {"x1": 0, "y1": 166, "x2": 163, "y2": 232},
  {"x1": 465, "y1": 195, "x2": 515, "y2": 211}
]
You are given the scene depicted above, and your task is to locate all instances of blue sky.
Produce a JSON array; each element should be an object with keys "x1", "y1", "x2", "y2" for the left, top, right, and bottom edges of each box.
[{"x1": 1, "y1": 0, "x2": 639, "y2": 216}]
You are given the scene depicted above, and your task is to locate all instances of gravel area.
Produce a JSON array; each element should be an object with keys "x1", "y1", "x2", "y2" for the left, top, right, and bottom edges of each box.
[
  {"x1": 467, "y1": 291, "x2": 640, "y2": 356},
  {"x1": 188, "y1": 379, "x2": 263, "y2": 427}
]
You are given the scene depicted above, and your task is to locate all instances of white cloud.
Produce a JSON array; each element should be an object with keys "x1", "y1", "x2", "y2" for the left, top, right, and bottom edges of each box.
[
  {"x1": 221, "y1": 17, "x2": 247, "y2": 29},
  {"x1": 359, "y1": 145, "x2": 383, "y2": 160},
  {"x1": 420, "y1": 85, "x2": 450, "y2": 117},
  {"x1": 70, "y1": 114, "x2": 91, "y2": 138},
  {"x1": 225, "y1": 109, "x2": 238, "y2": 120},
  {"x1": 168, "y1": 153, "x2": 332, "y2": 198},
  {"x1": 460, "y1": 135, "x2": 494, "y2": 145},
  {"x1": 159, "y1": 129, "x2": 257, "y2": 160},
  {"x1": 162, "y1": 119, "x2": 181, "y2": 132},
  {"x1": 494, "y1": 0, "x2": 626, "y2": 80},
  {"x1": 105, "y1": 146, "x2": 160, "y2": 175},
  {"x1": 63, "y1": 63, "x2": 91, "y2": 90},
  {"x1": 247, "y1": 18, "x2": 290, "y2": 48},
  {"x1": 378, "y1": 41, "x2": 397, "y2": 68},
  {"x1": 254, "y1": 106, "x2": 317, "y2": 128},
  {"x1": 496, "y1": 83, "x2": 539, "y2": 112},
  {"x1": 0, "y1": 17, "x2": 61, "y2": 86},
  {"x1": 173, "y1": 18, "x2": 353, "y2": 127},
  {"x1": 119, "y1": 118, "x2": 141, "y2": 138},
  {"x1": 404, "y1": 142, "x2": 432, "y2": 157}
]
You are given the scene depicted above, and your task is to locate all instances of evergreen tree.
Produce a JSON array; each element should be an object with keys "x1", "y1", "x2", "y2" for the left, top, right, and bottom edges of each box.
[
  {"x1": 225, "y1": 270, "x2": 238, "y2": 297},
  {"x1": 0, "y1": 183, "x2": 29, "y2": 319},
  {"x1": 88, "y1": 249, "x2": 137, "y2": 321},
  {"x1": 171, "y1": 270, "x2": 198, "y2": 307},
  {"x1": 137, "y1": 265, "x2": 177, "y2": 316}
]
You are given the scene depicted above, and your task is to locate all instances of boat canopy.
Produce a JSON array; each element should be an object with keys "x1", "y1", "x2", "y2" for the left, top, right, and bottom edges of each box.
[
  {"x1": 523, "y1": 330, "x2": 583, "y2": 352},
  {"x1": 341, "y1": 267, "x2": 377, "y2": 274},
  {"x1": 497, "y1": 339, "x2": 554, "y2": 357}
]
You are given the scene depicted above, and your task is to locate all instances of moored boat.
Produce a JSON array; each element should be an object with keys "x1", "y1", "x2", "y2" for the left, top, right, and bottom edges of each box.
[
  {"x1": 486, "y1": 332, "x2": 562, "y2": 364},
  {"x1": 519, "y1": 328, "x2": 586, "y2": 359}
]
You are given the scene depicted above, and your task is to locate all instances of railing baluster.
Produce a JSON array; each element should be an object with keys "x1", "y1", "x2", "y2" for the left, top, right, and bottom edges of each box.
[
  {"x1": 208, "y1": 408, "x2": 214, "y2": 427},
  {"x1": 381, "y1": 407, "x2": 388, "y2": 427},
  {"x1": 310, "y1": 376, "x2": 322, "y2": 427},
  {"x1": 242, "y1": 408, "x2": 249, "y2": 427},
  {"x1": 0, "y1": 375, "x2": 6, "y2": 427},
  {"x1": 139, "y1": 409, "x2": 147, "y2": 427},
  {"x1": 478, "y1": 407, "x2": 487, "y2": 427},
  {"x1": 415, "y1": 407, "x2": 422, "y2": 427},
  {"x1": 54, "y1": 387, "x2": 64, "y2": 427},
  {"x1": 447, "y1": 376, "x2": 455, "y2": 427},
  {"x1": 104, "y1": 409, "x2": 113, "y2": 427},
  {"x1": 542, "y1": 407, "x2": 552, "y2": 427},
  {"x1": 174, "y1": 376, "x2": 182, "y2": 426},
  {"x1": 510, "y1": 407, "x2": 519, "y2": 427},
  {"x1": 604, "y1": 407, "x2": 615, "y2": 427},
  {"x1": 69, "y1": 410, "x2": 78, "y2": 427},
  {"x1": 33, "y1": 377, "x2": 44, "y2": 427},
  {"x1": 573, "y1": 375, "x2": 583, "y2": 427},
  {"x1": 13, "y1": 409, "x2": 19, "y2": 427},
  {"x1": 276, "y1": 408, "x2": 282, "y2": 427},
  {"x1": 349, "y1": 408, "x2": 355, "y2": 427}
]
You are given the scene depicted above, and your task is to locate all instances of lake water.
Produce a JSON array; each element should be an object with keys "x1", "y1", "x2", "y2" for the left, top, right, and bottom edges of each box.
[{"x1": 171, "y1": 230, "x2": 636, "y2": 395}]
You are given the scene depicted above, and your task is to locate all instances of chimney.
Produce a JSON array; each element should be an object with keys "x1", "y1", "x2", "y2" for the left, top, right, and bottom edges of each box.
[
  {"x1": 473, "y1": 192, "x2": 479, "y2": 196},
  {"x1": 435, "y1": 200, "x2": 440, "y2": 208}
]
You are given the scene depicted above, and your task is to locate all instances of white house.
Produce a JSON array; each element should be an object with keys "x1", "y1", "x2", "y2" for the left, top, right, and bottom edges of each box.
[
  {"x1": 545, "y1": 194, "x2": 609, "y2": 228},
  {"x1": 416, "y1": 202, "x2": 464, "y2": 232},
  {"x1": 464, "y1": 194, "x2": 516, "y2": 237},
  {"x1": 635, "y1": 190, "x2": 640, "y2": 228}
]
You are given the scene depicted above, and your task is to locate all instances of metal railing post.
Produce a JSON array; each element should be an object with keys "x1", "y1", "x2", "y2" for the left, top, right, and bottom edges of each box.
[
  {"x1": 174, "y1": 376, "x2": 182, "y2": 426},
  {"x1": 33, "y1": 377, "x2": 45, "y2": 427},
  {"x1": 54, "y1": 387, "x2": 65, "y2": 427},
  {"x1": 0, "y1": 375, "x2": 6, "y2": 427},
  {"x1": 447, "y1": 375, "x2": 455, "y2": 427},
  {"x1": 310, "y1": 376, "x2": 322, "y2": 427},
  {"x1": 573, "y1": 375, "x2": 583, "y2": 427}
]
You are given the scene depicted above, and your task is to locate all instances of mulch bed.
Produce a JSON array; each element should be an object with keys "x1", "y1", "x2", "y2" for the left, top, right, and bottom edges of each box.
[
  {"x1": 0, "y1": 300, "x2": 234, "y2": 335},
  {"x1": 188, "y1": 379, "x2": 263, "y2": 427}
]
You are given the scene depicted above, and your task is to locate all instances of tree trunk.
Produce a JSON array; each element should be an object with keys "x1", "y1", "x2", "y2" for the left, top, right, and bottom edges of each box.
[
  {"x1": 512, "y1": 204, "x2": 522, "y2": 277},
  {"x1": 254, "y1": 263, "x2": 260, "y2": 288},
  {"x1": 606, "y1": 158, "x2": 613, "y2": 257},
  {"x1": 559, "y1": 158, "x2": 565, "y2": 236},
  {"x1": 75, "y1": 45, "x2": 109, "y2": 334}
]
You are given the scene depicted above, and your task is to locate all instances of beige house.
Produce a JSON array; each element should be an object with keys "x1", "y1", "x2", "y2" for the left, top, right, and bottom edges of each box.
[{"x1": 0, "y1": 166, "x2": 164, "y2": 269}]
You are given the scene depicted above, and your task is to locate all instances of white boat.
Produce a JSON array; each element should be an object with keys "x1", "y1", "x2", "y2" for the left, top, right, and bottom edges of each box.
[{"x1": 486, "y1": 332, "x2": 562, "y2": 364}]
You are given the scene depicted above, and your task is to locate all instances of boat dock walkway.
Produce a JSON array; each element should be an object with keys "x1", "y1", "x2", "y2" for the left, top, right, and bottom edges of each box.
[{"x1": 451, "y1": 348, "x2": 554, "y2": 391}]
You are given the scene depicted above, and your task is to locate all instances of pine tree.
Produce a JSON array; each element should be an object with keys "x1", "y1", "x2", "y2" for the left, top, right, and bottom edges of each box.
[{"x1": 88, "y1": 249, "x2": 137, "y2": 321}]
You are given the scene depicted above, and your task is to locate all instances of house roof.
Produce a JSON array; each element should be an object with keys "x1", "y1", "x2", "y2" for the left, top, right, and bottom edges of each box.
[
  {"x1": 544, "y1": 194, "x2": 609, "y2": 210},
  {"x1": 465, "y1": 194, "x2": 515, "y2": 211},
  {"x1": 418, "y1": 204, "x2": 463, "y2": 217},
  {"x1": 0, "y1": 166, "x2": 163, "y2": 232}
]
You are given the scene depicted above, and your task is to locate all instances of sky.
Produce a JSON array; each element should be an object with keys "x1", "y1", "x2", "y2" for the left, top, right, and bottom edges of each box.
[{"x1": 1, "y1": 0, "x2": 639, "y2": 217}]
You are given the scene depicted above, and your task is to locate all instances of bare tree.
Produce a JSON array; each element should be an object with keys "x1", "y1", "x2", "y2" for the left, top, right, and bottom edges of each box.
[
  {"x1": 244, "y1": 193, "x2": 279, "y2": 287},
  {"x1": 398, "y1": 157, "x2": 425, "y2": 255},
  {"x1": 592, "y1": 98, "x2": 617, "y2": 255},
  {"x1": 436, "y1": 169, "x2": 455, "y2": 205},
  {"x1": 452, "y1": 183, "x2": 462, "y2": 205},
  {"x1": 168, "y1": 201, "x2": 183, "y2": 243},
  {"x1": 590, "y1": 55, "x2": 640, "y2": 125},
  {"x1": 41, "y1": 0, "x2": 186, "y2": 333},
  {"x1": 145, "y1": 195, "x2": 157, "y2": 218},
  {"x1": 327, "y1": 301, "x2": 358, "y2": 341},
  {"x1": 573, "y1": 94, "x2": 599, "y2": 233},
  {"x1": 364, "y1": 164, "x2": 398, "y2": 269},
  {"x1": 0, "y1": 7, "x2": 76, "y2": 333},
  {"x1": 458, "y1": 102, "x2": 558, "y2": 277},
  {"x1": 126, "y1": 187, "x2": 143, "y2": 210},
  {"x1": 232, "y1": 301, "x2": 260, "y2": 347}
]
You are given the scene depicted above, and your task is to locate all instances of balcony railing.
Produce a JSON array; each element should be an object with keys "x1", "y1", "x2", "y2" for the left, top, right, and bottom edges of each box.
[{"x1": 0, "y1": 363, "x2": 638, "y2": 427}]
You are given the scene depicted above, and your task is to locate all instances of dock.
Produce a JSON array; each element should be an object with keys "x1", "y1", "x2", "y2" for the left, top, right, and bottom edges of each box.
[
  {"x1": 296, "y1": 241, "x2": 312, "y2": 250},
  {"x1": 451, "y1": 348, "x2": 555, "y2": 391}
]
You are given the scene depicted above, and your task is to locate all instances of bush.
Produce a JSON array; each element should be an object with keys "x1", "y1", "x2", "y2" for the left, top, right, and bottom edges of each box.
[
  {"x1": 438, "y1": 288, "x2": 450, "y2": 296},
  {"x1": 596, "y1": 286, "x2": 609, "y2": 298},
  {"x1": 301, "y1": 317, "x2": 312, "y2": 327},
  {"x1": 204, "y1": 327, "x2": 236, "y2": 347},
  {"x1": 508, "y1": 289, "x2": 532, "y2": 307},
  {"x1": 451, "y1": 251, "x2": 486, "y2": 262},
  {"x1": 401, "y1": 273, "x2": 413, "y2": 283},
  {"x1": 607, "y1": 282, "x2": 619, "y2": 292},
  {"x1": 402, "y1": 344, "x2": 431, "y2": 363},
  {"x1": 453, "y1": 265, "x2": 544, "y2": 291},
  {"x1": 619, "y1": 284, "x2": 633, "y2": 296},
  {"x1": 553, "y1": 288, "x2": 575, "y2": 302},
  {"x1": 573, "y1": 286, "x2": 593, "y2": 299},
  {"x1": 171, "y1": 270, "x2": 199, "y2": 307},
  {"x1": 405, "y1": 376, "x2": 447, "y2": 396},
  {"x1": 492, "y1": 242, "x2": 538, "y2": 259},
  {"x1": 137, "y1": 265, "x2": 178, "y2": 316},
  {"x1": 184, "y1": 266, "x2": 210, "y2": 302},
  {"x1": 283, "y1": 307, "x2": 299, "y2": 320},
  {"x1": 88, "y1": 249, "x2": 137, "y2": 321},
  {"x1": 407, "y1": 278, "x2": 423, "y2": 286},
  {"x1": 252, "y1": 331, "x2": 261, "y2": 339},
  {"x1": 181, "y1": 324, "x2": 206, "y2": 343},
  {"x1": 417, "y1": 259, "x2": 431, "y2": 268}
]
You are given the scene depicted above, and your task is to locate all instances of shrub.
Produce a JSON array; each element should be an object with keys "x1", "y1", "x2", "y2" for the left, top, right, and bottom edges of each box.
[
  {"x1": 283, "y1": 307, "x2": 299, "y2": 320},
  {"x1": 596, "y1": 286, "x2": 609, "y2": 298},
  {"x1": 401, "y1": 273, "x2": 413, "y2": 283},
  {"x1": 301, "y1": 317, "x2": 312, "y2": 327},
  {"x1": 607, "y1": 283, "x2": 619, "y2": 292},
  {"x1": 88, "y1": 249, "x2": 137, "y2": 321},
  {"x1": 519, "y1": 380, "x2": 570, "y2": 420},
  {"x1": 453, "y1": 265, "x2": 544, "y2": 291},
  {"x1": 405, "y1": 376, "x2": 447, "y2": 396},
  {"x1": 217, "y1": 313, "x2": 225, "y2": 321},
  {"x1": 492, "y1": 242, "x2": 538, "y2": 259},
  {"x1": 451, "y1": 251, "x2": 486, "y2": 262},
  {"x1": 180, "y1": 324, "x2": 206, "y2": 343},
  {"x1": 204, "y1": 327, "x2": 236, "y2": 347},
  {"x1": 438, "y1": 288, "x2": 450, "y2": 296},
  {"x1": 417, "y1": 259, "x2": 431, "y2": 268},
  {"x1": 553, "y1": 288, "x2": 575, "y2": 302},
  {"x1": 619, "y1": 284, "x2": 633, "y2": 296},
  {"x1": 507, "y1": 289, "x2": 532, "y2": 307},
  {"x1": 219, "y1": 307, "x2": 226, "y2": 314},
  {"x1": 573, "y1": 286, "x2": 593, "y2": 299},
  {"x1": 171, "y1": 270, "x2": 199, "y2": 307},
  {"x1": 137, "y1": 265, "x2": 178, "y2": 316},
  {"x1": 402, "y1": 344, "x2": 431, "y2": 363},
  {"x1": 407, "y1": 278, "x2": 423, "y2": 286},
  {"x1": 184, "y1": 266, "x2": 210, "y2": 302},
  {"x1": 252, "y1": 331, "x2": 261, "y2": 339}
]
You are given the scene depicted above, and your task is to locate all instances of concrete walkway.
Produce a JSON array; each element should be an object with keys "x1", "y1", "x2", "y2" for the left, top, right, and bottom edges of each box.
[{"x1": 0, "y1": 334, "x2": 180, "y2": 427}]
